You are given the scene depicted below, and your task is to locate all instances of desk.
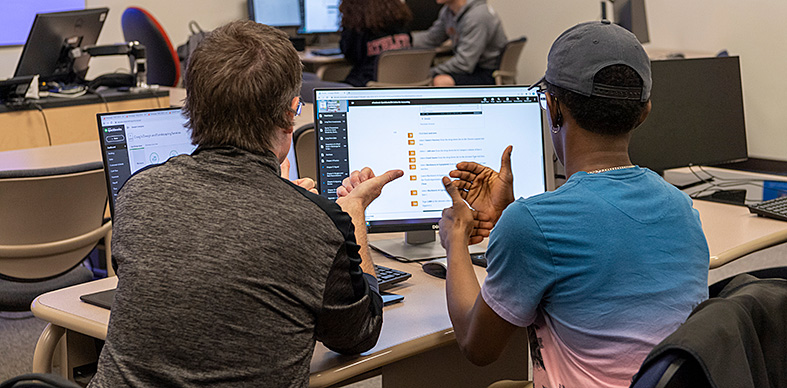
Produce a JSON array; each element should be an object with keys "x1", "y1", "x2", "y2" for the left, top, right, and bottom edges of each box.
[
  {"x1": 299, "y1": 47, "x2": 351, "y2": 82},
  {"x1": 31, "y1": 197, "x2": 787, "y2": 386},
  {"x1": 0, "y1": 89, "x2": 169, "y2": 152},
  {"x1": 32, "y1": 234, "x2": 529, "y2": 387}
]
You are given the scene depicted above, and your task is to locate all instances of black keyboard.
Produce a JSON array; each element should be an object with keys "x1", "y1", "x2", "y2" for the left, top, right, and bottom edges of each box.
[
  {"x1": 311, "y1": 47, "x2": 342, "y2": 56},
  {"x1": 748, "y1": 196, "x2": 787, "y2": 222},
  {"x1": 375, "y1": 264, "x2": 411, "y2": 291}
]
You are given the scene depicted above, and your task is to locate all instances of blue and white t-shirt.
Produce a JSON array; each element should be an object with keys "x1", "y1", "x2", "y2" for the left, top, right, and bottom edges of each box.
[{"x1": 481, "y1": 167, "x2": 709, "y2": 388}]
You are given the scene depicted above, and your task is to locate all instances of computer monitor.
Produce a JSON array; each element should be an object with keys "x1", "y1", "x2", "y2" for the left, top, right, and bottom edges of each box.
[
  {"x1": 96, "y1": 107, "x2": 196, "y2": 217},
  {"x1": 628, "y1": 56, "x2": 748, "y2": 174},
  {"x1": 405, "y1": 0, "x2": 442, "y2": 31},
  {"x1": 612, "y1": 0, "x2": 649, "y2": 43},
  {"x1": 301, "y1": 0, "x2": 341, "y2": 34},
  {"x1": 314, "y1": 86, "x2": 546, "y2": 260},
  {"x1": 14, "y1": 8, "x2": 109, "y2": 82},
  {"x1": 248, "y1": 0, "x2": 301, "y2": 28},
  {"x1": 0, "y1": 1, "x2": 85, "y2": 46}
]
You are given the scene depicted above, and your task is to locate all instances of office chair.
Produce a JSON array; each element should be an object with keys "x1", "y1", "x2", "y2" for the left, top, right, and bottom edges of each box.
[
  {"x1": 630, "y1": 273, "x2": 787, "y2": 388},
  {"x1": 121, "y1": 7, "x2": 181, "y2": 87},
  {"x1": 493, "y1": 37, "x2": 527, "y2": 85},
  {"x1": 0, "y1": 373, "x2": 80, "y2": 388},
  {"x1": 0, "y1": 162, "x2": 112, "y2": 312},
  {"x1": 367, "y1": 48, "x2": 437, "y2": 87},
  {"x1": 293, "y1": 123, "x2": 317, "y2": 181}
]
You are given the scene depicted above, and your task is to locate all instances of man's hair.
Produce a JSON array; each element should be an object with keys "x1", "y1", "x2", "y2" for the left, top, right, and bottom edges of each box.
[
  {"x1": 183, "y1": 20, "x2": 303, "y2": 153},
  {"x1": 546, "y1": 65, "x2": 648, "y2": 136}
]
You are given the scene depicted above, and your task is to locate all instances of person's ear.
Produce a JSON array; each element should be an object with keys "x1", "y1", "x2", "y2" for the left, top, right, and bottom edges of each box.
[
  {"x1": 635, "y1": 100, "x2": 652, "y2": 128},
  {"x1": 290, "y1": 96, "x2": 300, "y2": 112},
  {"x1": 546, "y1": 92, "x2": 563, "y2": 128}
]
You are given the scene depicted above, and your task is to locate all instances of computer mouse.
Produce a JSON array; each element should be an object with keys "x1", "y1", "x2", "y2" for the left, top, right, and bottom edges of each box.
[{"x1": 421, "y1": 257, "x2": 448, "y2": 279}]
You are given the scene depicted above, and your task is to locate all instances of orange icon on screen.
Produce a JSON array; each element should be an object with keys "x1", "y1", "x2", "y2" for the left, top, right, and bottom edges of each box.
[
  {"x1": 410, "y1": 175, "x2": 417, "y2": 180},
  {"x1": 411, "y1": 190, "x2": 418, "y2": 195},
  {"x1": 408, "y1": 133, "x2": 413, "y2": 138},
  {"x1": 408, "y1": 140, "x2": 415, "y2": 145},
  {"x1": 409, "y1": 164, "x2": 416, "y2": 170},
  {"x1": 409, "y1": 157, "x2": 416, "y2": 163},
  {"x1": 409, "y1": 150, "x2": 415, "y2": 156},
  {"x1": 411, "y1": 201, "x2": 418, "y2": 206}
]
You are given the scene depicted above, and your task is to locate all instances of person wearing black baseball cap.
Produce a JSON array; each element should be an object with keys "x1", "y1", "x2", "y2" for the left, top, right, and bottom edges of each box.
[{"x1": 438, "y1": 21, "x2": 709, "y2": 388}]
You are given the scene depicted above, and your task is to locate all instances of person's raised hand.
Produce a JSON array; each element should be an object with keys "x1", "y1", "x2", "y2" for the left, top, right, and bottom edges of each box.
[
  {"x1": 280, "y1": 158, "x2": 317, "y2": 194},
  {"x1": 440, "y1": 177, "x2": 495, "y2": 249},
  {"x1": 449, "y1": 146, "x2": 515, "y2": 224},
  {"x1": 336, "y1": 167, "x2": 376, "y2": 198},
  {"x1": 335, "y1": 168, "x2": 404, "y2": 210}
]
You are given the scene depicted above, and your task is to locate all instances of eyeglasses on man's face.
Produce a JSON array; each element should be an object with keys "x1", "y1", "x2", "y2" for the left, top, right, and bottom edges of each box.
[{"x1": 537, "y1": 89, "x2": 548, "y2": 110}]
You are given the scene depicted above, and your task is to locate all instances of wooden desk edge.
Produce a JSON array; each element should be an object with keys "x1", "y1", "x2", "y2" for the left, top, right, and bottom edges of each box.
[
  {"x1": 31, "y1": 278, "x2": 116, "y2": 340},
  {"x1": 309, "y1": 328, "x2": 457, "y2": 388}
]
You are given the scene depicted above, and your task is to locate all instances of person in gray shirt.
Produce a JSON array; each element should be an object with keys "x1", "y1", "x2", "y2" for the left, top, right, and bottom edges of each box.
[
  {"x1": 88, "y1": 20, "x2": 402, "y2": 388},
  {"x1": 413, "y1": 0, "x2": 508, "y2": 86}
]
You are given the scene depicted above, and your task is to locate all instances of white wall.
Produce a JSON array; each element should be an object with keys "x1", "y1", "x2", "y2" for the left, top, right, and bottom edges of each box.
[
  {"x1": 488, "y1": 0, "x2": 787, "y2": 161},
  {"x1": 2, "y1": 0, "x2": 787, "y2": 161},
  {"x1": 0, "y1": 0, "x2": 247, "y2": 80}
]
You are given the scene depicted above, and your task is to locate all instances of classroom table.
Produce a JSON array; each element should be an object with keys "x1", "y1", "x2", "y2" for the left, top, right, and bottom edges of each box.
[
  {"x1": 29, "y1": 199, "x2": 787, "y2": 386},
  {"x1": 0, "y1": 89, "x2": 169, "y2": 152},
  {"x1": 31, "y1": 235, "x2": 529, "y2": 388}
]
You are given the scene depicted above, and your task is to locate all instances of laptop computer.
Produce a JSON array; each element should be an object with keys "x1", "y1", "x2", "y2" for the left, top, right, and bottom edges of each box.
[
  {"x1": 88, "y1": 108, "x2": 194, "y2": 310},
  {"x1": 96, "y1": 107, "x2": 196, "y2": 218}
]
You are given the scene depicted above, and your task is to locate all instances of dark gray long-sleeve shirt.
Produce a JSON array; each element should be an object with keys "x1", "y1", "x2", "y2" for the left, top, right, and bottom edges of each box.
[
  {"x1": 413, "y1": 0, "x2": 508, "y2": 75},
  {"x1": 89, "y1": 146, "x2": 382, "y2": 388}
]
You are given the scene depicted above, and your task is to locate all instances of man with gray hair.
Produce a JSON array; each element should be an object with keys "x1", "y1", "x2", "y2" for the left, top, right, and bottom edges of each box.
[
  {"x1": 89, "y1": 20, "x2": 402, "y2": 387},
  {"x1": 438, "y1": 21, "x2": 708, "y2": 387}
]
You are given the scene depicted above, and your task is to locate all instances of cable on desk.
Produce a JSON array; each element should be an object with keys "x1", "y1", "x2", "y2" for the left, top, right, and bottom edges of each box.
[
  {"x1": 31, "y1": 103, "x2": 52, "y2": 146},
  {"x1": 88, "y1": 89, "x2": 111, "y2": 112},
  {"x1": 686, "y1": 165, "x2": 787, "y2": 204}
]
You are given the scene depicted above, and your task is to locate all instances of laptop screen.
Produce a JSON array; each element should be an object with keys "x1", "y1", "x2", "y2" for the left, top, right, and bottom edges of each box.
[
  {"x1": 96, "y1": 107, "x2": 196, "y2": 217},
  {"x1": 313, "y1": 86, "x2": 546, "y2": 233}
]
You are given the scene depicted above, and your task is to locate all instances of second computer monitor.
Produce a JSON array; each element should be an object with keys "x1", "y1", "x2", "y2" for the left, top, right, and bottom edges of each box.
[
  {"x1": 628, "y1": 56, "x2": 748, "y2": 174},
  {"x1": 301, "y1": 0, "x2": 341, "y2": 34},
  {"x1": 14, "y1": 8, "x2": 109, "y2": 82},
  {"x1": 314, "y1": 86, "x2": 546, "y2": 234},
  {"x1": 248, "y1": 0, "x2": 300, "y2": 28}
]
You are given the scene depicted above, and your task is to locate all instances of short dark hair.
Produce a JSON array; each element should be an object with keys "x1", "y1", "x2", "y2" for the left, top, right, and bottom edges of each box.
[
  {"x1": 546, "y1": 65, "x2": 648, "y2": 136},
  {"x1": 183, "y1": 20, "x2": 303, "y2": 153}
]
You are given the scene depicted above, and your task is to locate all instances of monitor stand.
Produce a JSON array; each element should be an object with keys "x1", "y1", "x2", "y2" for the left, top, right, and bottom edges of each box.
[{"x1": 370, "y1": 230, "x2": 485, "y2": 261}]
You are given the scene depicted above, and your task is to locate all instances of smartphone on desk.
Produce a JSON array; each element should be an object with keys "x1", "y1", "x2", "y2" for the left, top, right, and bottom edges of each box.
[{"x1": 381, "y1": 292, "x2": 404, "y2": 306}]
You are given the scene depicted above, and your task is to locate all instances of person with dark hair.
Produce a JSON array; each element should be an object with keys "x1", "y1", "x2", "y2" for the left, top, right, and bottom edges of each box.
[
  {"x1": 413, "y1": 0, "x2": 507, "y2": 86},
  {"x1": 89, "y1": 20, "x2": 402, "y2": 387},
  {"x1": 437, "y1": 21, "x2": 709, "y2": 388},
  {"x1": 338, "y1": 0, "x2": 413, "y2": 86}
]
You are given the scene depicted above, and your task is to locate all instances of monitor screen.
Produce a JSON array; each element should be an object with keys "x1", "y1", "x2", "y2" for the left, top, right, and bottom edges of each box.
[
  {"x1": 628, "y1": 56, "x2": 748, "y2": 174},
  {"x1": 97, "y1": 108, "x2": 196, "y2": 217},
  {"x1": 314, "y1": 86, "x2": 546, "y2": 234},
  {"x1": 613, "y1": 0, "x2": 649, "y2": 43},
  {"x1": 0, "y1": 1, "x2": 85, "y2": 46},
  {"x1": 301, "y1": 0, "x2": 341, "y2": 34},
  {"x1": 248, "y1": 0, "x2": 301, "y2": 28},
  {"x1": 405, "y1": 0, "x2": 442, "y2": 31},
  {"x1": 14, "y1": 8, "x2": 108, "y2": 82}
]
